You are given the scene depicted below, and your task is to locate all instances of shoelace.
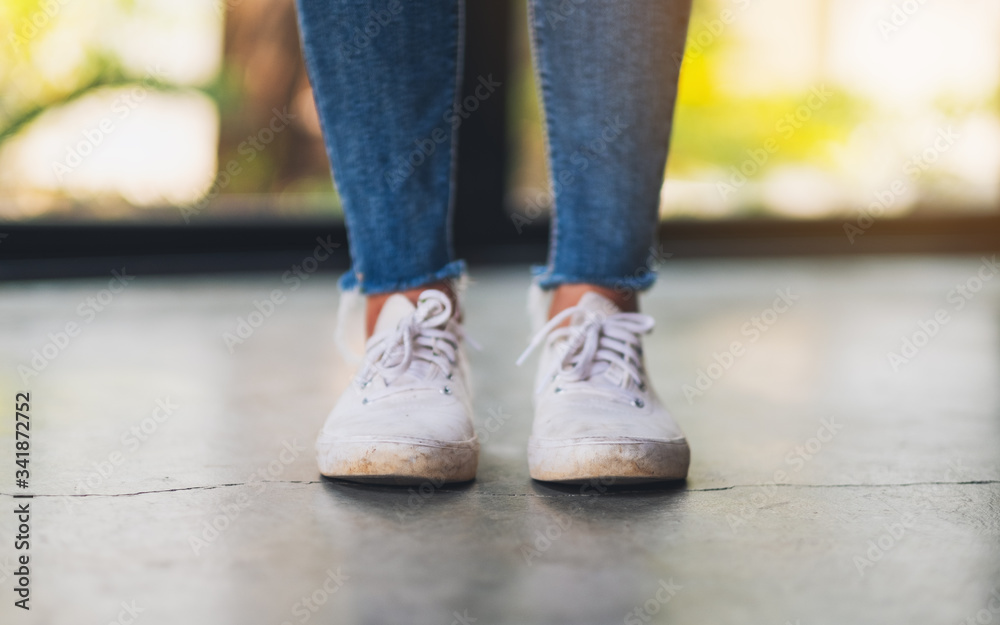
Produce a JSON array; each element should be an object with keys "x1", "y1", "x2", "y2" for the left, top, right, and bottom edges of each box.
[
  {"x1": 357, "y1": 291, "x2": 462, "y2": 391},
  {"x1": 516, "y1": 304, "x2": 654, "y2": 398}
]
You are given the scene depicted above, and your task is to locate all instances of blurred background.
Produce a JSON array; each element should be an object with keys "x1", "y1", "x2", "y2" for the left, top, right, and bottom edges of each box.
[
  {"x1": 4, "y1": 4, "x2": 1000, "y2": 623},
  {"x1": 1, "y1": 0, "x2": 999, "y2": 270}
]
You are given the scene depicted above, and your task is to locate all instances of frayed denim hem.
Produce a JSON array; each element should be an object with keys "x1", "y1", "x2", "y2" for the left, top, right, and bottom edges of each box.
[
  {"x1": 530, "y1": 265, "x2": 657, "y2": 293},
  {"x1": 338, "y1": 260, "x2": 467, "y2": 295}
]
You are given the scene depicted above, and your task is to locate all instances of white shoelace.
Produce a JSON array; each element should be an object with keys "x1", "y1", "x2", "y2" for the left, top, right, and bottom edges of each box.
[
  {"x1": 357, "y1": 291, "x2": 463, "y2": 392},
  {"x1": 516, "y1": 304, "x2": 654, "y2": 398}
]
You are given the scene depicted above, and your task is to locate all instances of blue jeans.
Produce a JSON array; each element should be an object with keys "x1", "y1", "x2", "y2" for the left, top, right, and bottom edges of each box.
[{"x1": 296, "y1": 0, "x2": 691, "y2": 294}]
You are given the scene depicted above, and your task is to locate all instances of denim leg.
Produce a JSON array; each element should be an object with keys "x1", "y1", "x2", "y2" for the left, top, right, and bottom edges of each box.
[
  {"x1": 296, "y1": 0, "x2": 466, "y2": 294},
  {"x1": 528, "y1": 0, "x2": 691, "y2": 293}
]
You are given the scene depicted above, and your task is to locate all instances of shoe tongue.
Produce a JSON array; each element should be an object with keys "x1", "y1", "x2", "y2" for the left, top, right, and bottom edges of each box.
[
  {"x1": 373, "y1": 294, "x2": 417, "y2": 335},
  {"x1": 371, "y1": 293, "x2": 448, "y2": 384},
  {"x1": 569, "y1": 292, "x2": 629, "y2": 388},
  {"x1": 571, "y1": 292, "x2": 620, "y2": 325}
]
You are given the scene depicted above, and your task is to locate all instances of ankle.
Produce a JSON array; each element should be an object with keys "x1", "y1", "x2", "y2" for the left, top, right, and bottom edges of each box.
[
  {"x1": 548, "y1": 284, "x2": 638, "y2": 321},
  {"x1": 365, "y1": 280, "x2": 458, "y2": 337}
]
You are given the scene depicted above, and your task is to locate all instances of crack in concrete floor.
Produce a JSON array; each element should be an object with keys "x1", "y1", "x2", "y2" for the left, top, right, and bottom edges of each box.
[{"x1": 2, "y1": 479, "x2": 996, "y2": 499}]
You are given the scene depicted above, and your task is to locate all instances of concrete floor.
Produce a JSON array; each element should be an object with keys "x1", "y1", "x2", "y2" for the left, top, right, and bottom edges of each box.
[{"x1": 1, "y1": 256, "x2": 999, "y2": 625}]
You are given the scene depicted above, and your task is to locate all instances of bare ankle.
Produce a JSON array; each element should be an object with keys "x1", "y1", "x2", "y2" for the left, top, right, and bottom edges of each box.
[
  {"x1": 548, "y1": 283, "x2": 638, "y2": 322},
  {"x1": 365, "y1": 280, "x2": 458, "y2": 337}
]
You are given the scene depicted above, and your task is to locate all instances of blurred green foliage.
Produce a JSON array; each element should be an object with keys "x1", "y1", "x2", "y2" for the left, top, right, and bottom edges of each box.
[
  {"x1": 0, "y1": 0, "x2": 210, "y2": 144},
  {"x1": 665, "y1": 0, "x2": 869, "y2": 176},
  {"x1": 2, "y1": 0, "x2": 993, "y2": 218},
  {"x1": 506, "y1": 0, "x2": 870, "y2": 210}
]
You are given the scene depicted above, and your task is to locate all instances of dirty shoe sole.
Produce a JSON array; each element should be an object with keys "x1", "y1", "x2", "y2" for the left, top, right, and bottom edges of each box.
[
  {"x1": 527, "y1": 437, "x2": 690, "y2": 484},
  {"x1": 317, "y1": 436, "x2": 479, "y2": 485}
]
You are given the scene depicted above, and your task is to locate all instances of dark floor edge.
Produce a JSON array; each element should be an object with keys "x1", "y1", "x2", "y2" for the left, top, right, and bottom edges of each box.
[{"x1": 2, "y1": 215, "x2": 999, "y2": 280}]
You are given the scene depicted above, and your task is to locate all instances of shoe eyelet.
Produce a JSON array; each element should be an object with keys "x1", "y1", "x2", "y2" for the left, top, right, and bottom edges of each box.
[
  {"x1": 362, "y1": 397, "x2": 370, "y2": 405},
  {"x1": 441, "y1": 386, "x2": 452, "y2": 395},
  {"x1": 554, "y1": 387, "x2": 563, "y2": 394},
  {"x1": 446, "y1": 373, "x2": 453, "y2": 380},
  {"x1": 638, "y1": 382, "x2": 646, "y2": 391},
  {"x1": 633, "y1": 398, "x2": 644, "y2": 408}
]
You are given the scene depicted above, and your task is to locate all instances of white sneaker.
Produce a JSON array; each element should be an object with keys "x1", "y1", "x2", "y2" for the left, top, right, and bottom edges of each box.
[
  {"x1": 316, "y1": 289, "x2": 479, "y2": 484},
  {"x1": 517, "y1": 292, "x2": 690, "y2": 483}
]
